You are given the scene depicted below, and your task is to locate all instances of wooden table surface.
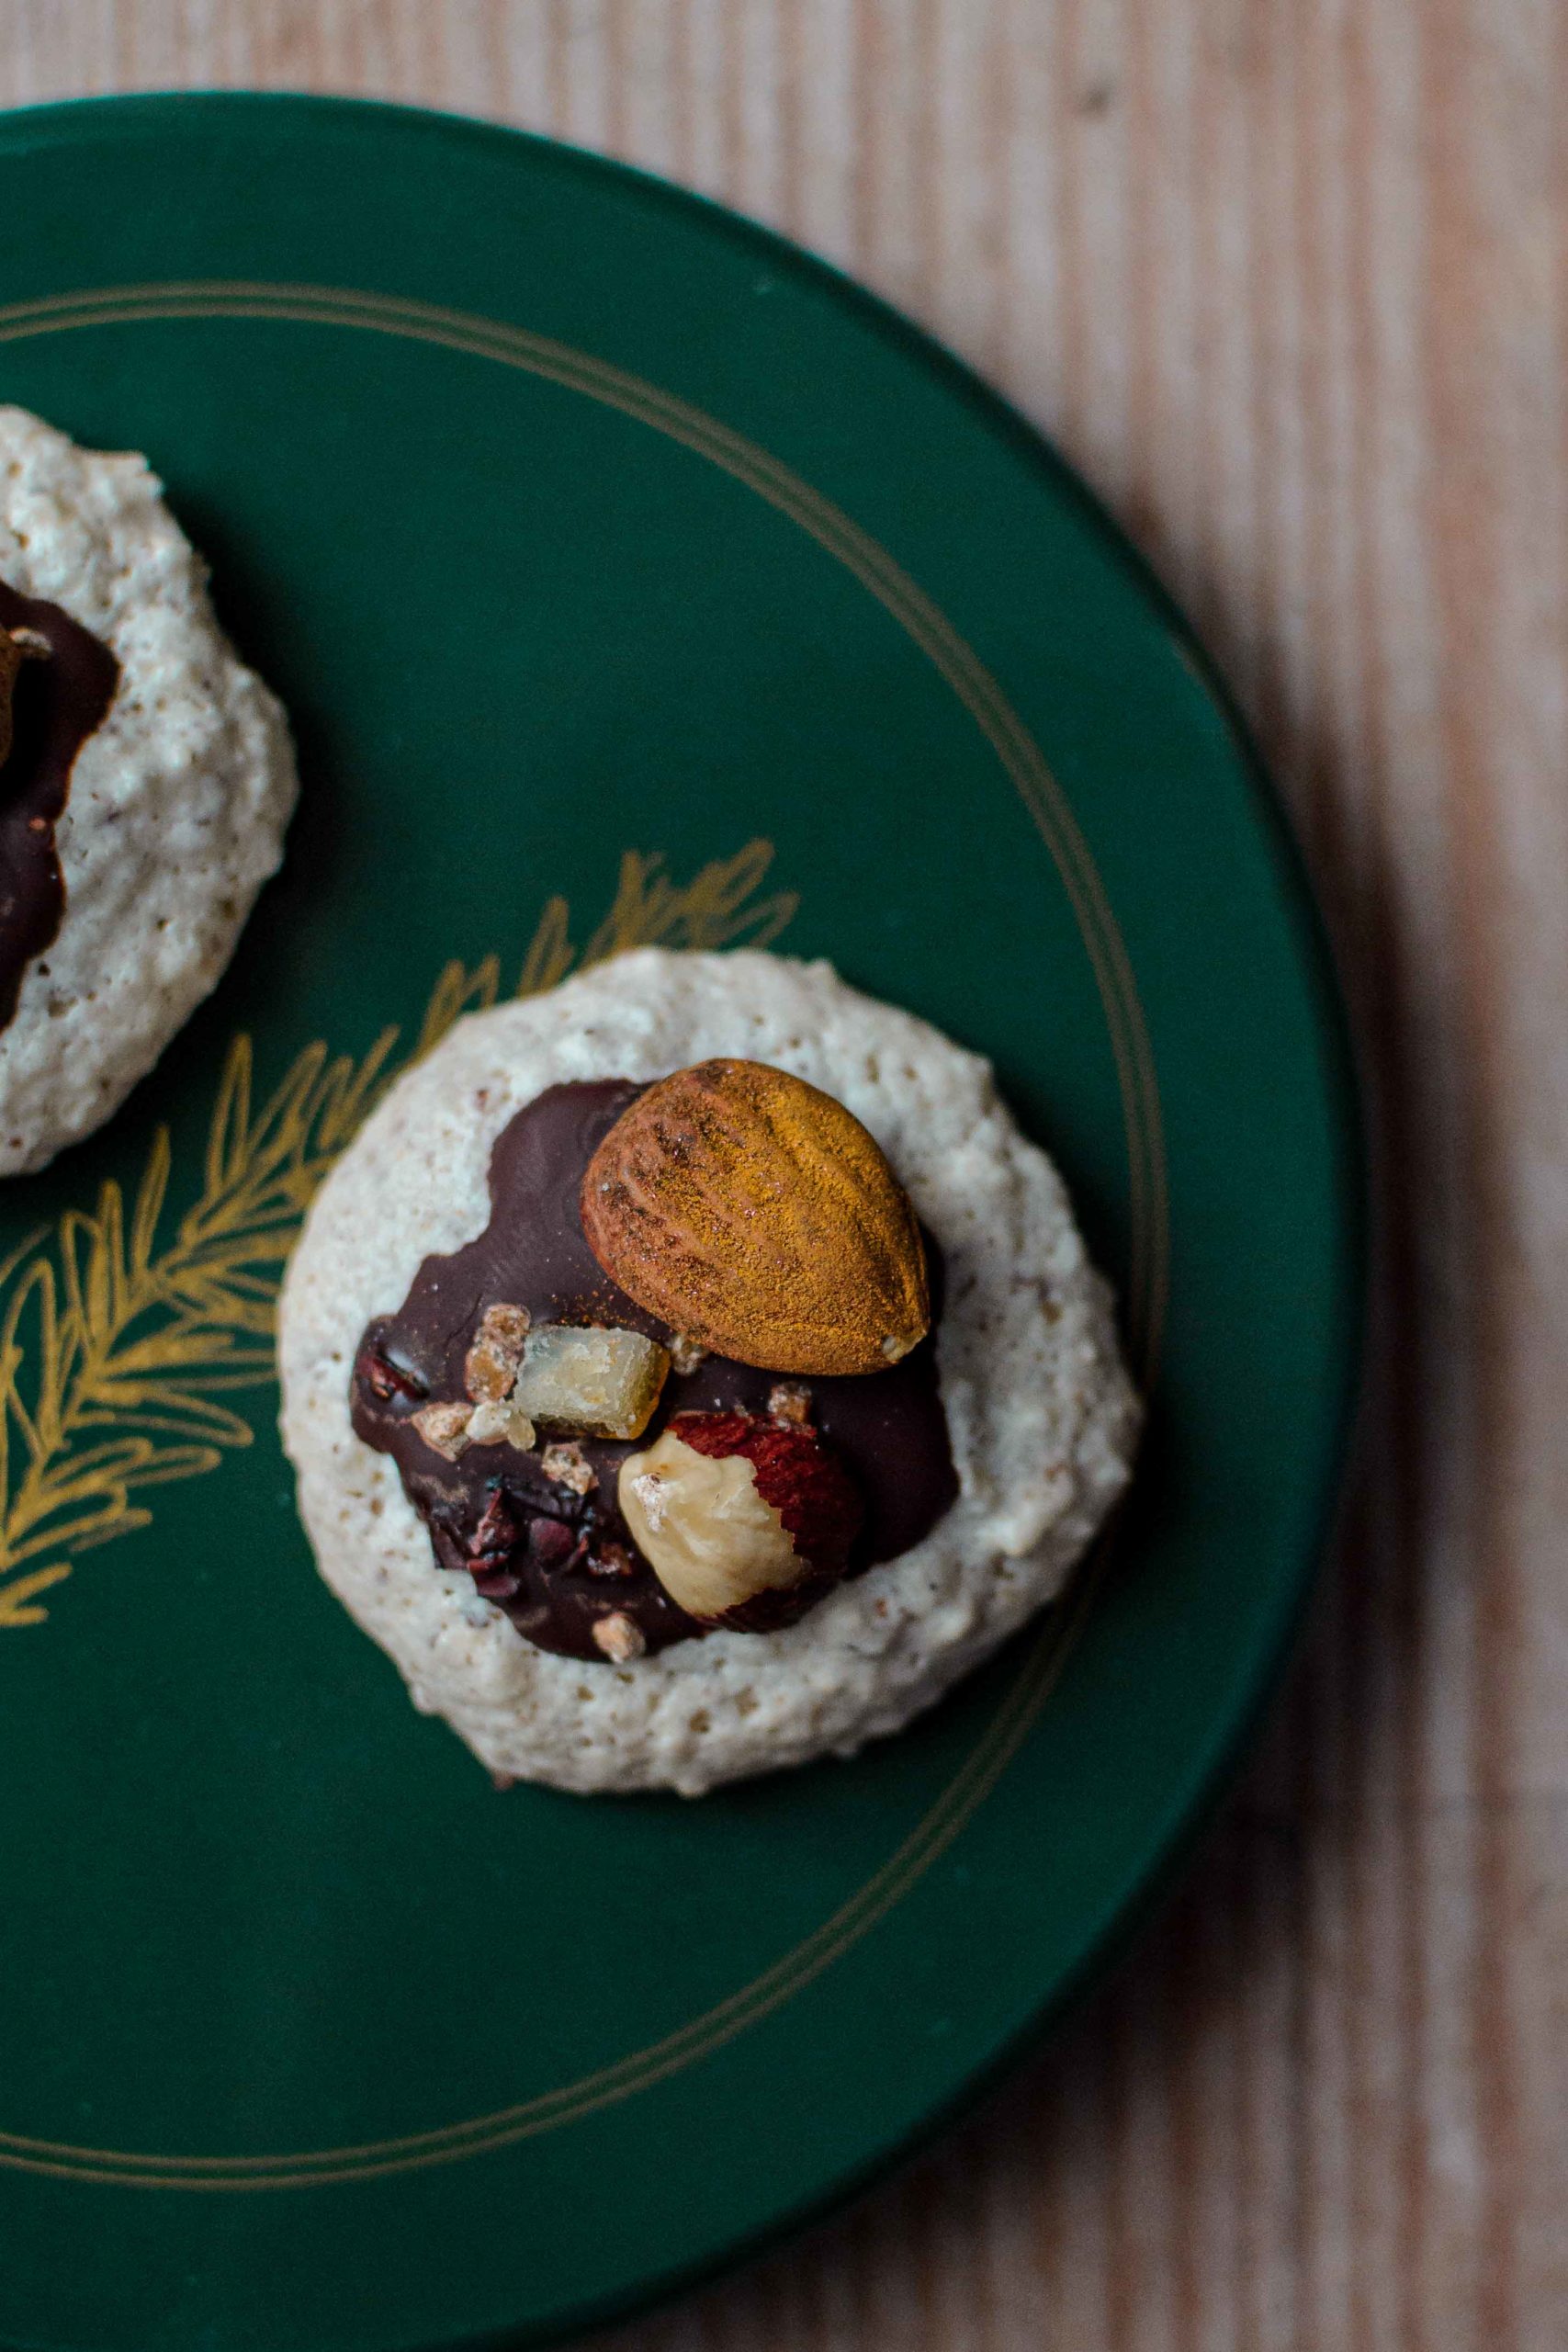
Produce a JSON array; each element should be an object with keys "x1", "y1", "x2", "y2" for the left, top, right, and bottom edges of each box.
[{"x1": 6, "y1": 6, "x2": 1562, "y2": 2346}]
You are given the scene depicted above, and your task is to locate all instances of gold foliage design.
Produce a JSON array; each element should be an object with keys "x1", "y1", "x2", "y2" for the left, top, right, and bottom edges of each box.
[{"x1": 0, "y1": 843, "x2": 796, "y2": 1629}]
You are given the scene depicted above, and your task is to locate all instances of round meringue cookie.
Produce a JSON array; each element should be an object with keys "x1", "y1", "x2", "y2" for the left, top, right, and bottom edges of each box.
[
  {"x1": 0, "y1": 405, "x2": 298, "y2": 1174},
  {"x1": 277, "y1": 948, "x2": 1141, "y2": 1797}
]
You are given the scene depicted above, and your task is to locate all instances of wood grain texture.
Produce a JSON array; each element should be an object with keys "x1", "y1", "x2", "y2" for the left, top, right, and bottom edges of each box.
[{"x1": 3, "y1": 4, "x2": 1561, "y2": 2345}]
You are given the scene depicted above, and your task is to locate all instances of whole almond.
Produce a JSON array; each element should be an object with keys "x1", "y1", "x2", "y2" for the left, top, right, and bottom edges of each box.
[{"x1": 580, "y1": 1059, "x2": 930, "y2": 1376}]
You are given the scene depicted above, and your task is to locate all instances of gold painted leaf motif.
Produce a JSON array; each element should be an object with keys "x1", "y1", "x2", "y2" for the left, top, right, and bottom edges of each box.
[{"x1": 0, "y1": 843, "x2": 795, "y2": 1628}]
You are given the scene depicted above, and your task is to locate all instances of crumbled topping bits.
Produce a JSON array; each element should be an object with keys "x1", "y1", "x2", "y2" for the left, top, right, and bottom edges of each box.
[
  {"x1": 465, "y1": 1398, "x2": 515, "y2": 1446},
  {"x1": 592, "y1": 1610, "x2": 648, "y2": 1662},
  {"x1": 540, "y1": 1441, "x2": 596, "y2": 1495},
  {"x1": 411, "y1": 1400, "x2": 473, "y2": 1460},
  {"x1": 347, "y1": 1077, "x2": 956, "y2": 1666},
  {"x1": 464, "y1": 1301, "x2": 531, "y2": 1403}
]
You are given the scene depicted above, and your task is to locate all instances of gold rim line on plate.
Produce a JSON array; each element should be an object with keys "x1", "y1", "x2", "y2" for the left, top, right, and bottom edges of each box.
[
  {"x1": 0, "y1": 281, "x2": 1168, "y2": 2188},
  {"x1": 0, "y1": 1540, "x2": 1118, "y2": 2190}
]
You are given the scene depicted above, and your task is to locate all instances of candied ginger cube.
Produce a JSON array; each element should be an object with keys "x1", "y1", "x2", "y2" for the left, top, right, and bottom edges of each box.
[{"x1": 511, "y1": 1325, "x2": 669, "y2": 1441}]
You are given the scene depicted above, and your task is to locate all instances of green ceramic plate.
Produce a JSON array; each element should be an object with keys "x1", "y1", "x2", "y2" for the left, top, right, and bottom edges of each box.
[{"x1": 0, "y1": 94, "x2": 1361, "y2": 2352}]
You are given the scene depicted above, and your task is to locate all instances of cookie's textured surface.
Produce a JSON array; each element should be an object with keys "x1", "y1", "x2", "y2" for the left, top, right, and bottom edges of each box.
[
  {"x1": 278, "y1": 950, "x2": 1139, "y2": 1795},
  {"x1": 0, "y1": 407, "x2": 298, "y2": 1172}
]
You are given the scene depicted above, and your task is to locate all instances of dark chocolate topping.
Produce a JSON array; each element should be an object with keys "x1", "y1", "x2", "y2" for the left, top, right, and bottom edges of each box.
[
  {"x1": 0, "y1": 581, "x2": 119, "y2": 1031},
  {"x1": 351, "y1": 1079, "x2": 958, "y2": 1661}
]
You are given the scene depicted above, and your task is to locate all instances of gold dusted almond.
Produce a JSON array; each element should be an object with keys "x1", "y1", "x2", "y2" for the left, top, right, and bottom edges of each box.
[{"x1": 580, "y1": 1058, "x2": 930, "y2": 1377}]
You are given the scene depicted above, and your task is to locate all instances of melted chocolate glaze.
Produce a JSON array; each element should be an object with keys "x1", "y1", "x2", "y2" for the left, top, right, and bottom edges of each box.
[
  {"x1": 351, "y1": 1079, "x2": 959, "y2": 1661},
  {"x1": 0, "y1": 582, "x2": 119, "y2": 1031}
]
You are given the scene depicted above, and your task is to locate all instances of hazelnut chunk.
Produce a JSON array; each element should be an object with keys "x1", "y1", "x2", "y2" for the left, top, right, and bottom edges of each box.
[
  {"x1": 768, "y1": 1382, "x2": 813, "y2": 1427},
  {"x1": 465, "y1": 1302, "x2": 532, "y2": 1402},
  {"x1": 619, "y1": 1435, "x2": 801, "y2": 1618},
  {"x1": 592, "y1": 1611, "x2": 647, "y2": 1662},
  {"x1": 411, "y1": 1400, "x2": 473, "y2": 1460},
  {"x1": 618, "y1": 1411, "x2": 860, "y2": 1625},
  {"x1": 541, "y1": 1441, "x2": 596, "y2": 1495},
  {"x1": 461, "y1": 1395, "x2": 536, "y2": 1452}
]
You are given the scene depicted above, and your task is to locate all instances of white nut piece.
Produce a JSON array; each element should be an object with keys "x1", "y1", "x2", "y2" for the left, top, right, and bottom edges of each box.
[
  {"x1": 540, "y1": 1441, "x2": 595, "y2": 1494},
  {"x1": 464, "y1": 1398, "x2": 513, "y2": 1446},
  {"x1": 441, "y1": 1394, "x2": 536, "y2": 1452},
  {"x1": 617, "y1": 1430, "x2": 807, "y2": 1620}
]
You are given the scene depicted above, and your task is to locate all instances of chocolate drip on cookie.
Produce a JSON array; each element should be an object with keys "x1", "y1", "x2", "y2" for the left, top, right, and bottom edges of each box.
[
  {"x1": 351, "y1": 1080, "x2": 958, "y2": 1662},
  {"x1": 0, "y1": 580, "x2": 119, "y2": 1032}
]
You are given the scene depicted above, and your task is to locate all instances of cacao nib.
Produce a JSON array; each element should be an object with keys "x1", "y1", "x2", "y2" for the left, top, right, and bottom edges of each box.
[
  {"x1": 526, "y1": 1516, "x2": 577, "y2": 1569},
  {"x1": 471, "y1": 1570, "x2": 522, "y2": 1601},
  {"x1": 360, "y1": 1342, "x2": 426, "y2": 1404},
  {"x1": 468, "y1": 1487, "x2": 519, "y2": 1565}
]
